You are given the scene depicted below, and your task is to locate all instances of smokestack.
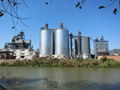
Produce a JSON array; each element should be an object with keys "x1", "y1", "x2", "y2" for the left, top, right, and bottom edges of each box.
[
  {"x1": 78, "y1": 32, "x2": 81, "y2": 36},
  {"x1": 59, "y1": 23, "x2": 64, "y2": 28},
  {"x1": 45, "y1": 23, "x2": 48, "y2": 29}
]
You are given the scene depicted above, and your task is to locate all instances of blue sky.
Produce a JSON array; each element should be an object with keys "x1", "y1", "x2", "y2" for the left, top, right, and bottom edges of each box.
[{"x1": 0, "y1": 0, "x2": 120, "y2": 50}]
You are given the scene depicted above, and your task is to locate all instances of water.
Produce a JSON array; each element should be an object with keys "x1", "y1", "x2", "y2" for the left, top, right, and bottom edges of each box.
[{"x1": 0, "y1": 67, "x2": 120, "y2": 90}]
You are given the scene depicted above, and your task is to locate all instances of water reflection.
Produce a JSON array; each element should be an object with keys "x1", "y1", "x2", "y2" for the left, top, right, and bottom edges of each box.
[
  {"x1": 0, "y1": 77, "x2": 60, "y2": 90},
  {"x1": 0, "y1": 67, "x2": 120, "y2": 90},
  {"x1": 63, "y1": 81, "x2": 120, "y2": 90}
]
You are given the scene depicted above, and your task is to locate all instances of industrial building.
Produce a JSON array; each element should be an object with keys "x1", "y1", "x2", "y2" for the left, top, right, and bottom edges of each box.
[
  {"x1": 0, "y1": 23, "x2": 111, "y2": 60},
  {"x1": 94, "y1": 36, "x2": 109, "y2": 57},
  {"x1": 40, "y1": 23, "x2": 69, "y2": 59},
  {"x1": 109, "y1": 49, "x2": 120, "y2": 56},
  {"x1": 0, "y1": 31, "x2": 36, "y2": 60},
  {"x1": 39, "y1": 23, "x2": 91, "y2": 59},
  {"x1": 73, "y1": 32, "x2": 91, "y2": 59}
]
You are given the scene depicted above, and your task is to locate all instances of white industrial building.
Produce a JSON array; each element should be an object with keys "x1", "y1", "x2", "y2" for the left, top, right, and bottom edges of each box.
[
  {"x1": 94, "y1": 36, "x2": 109, "y2": 57},
  {"x1": 14, "y1": 49, "x2": 35, "y2": 60}
]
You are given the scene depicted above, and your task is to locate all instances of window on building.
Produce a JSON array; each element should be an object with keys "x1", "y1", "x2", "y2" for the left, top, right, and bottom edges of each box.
[
  {"x1": 29, "y1": 53, "x2": 33, "y2": 55},
  {"x1": 21, "y1": 56, "x2": 25, "y2": 58}
]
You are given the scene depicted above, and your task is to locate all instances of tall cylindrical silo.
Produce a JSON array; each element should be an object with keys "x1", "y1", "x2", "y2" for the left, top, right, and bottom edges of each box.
[
  {"x1": 54, "y1": 23, "x2": 69, "y2": 58},
  {"x1": 74, "y1": 36, "x2": 82, "y2": 57},
  {"x1": 81, "y1": 36, "x2": 91, "y2": 59},
  {"x1": 40, "y1": 24, "x2": 54, "y2": 57},
  {"x1": 74, "y1": 32, "x2": 82, "y2": 57}
]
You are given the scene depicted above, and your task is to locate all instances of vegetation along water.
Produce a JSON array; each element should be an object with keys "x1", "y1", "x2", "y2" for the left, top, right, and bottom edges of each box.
[{"x1": 0, "y1": 57, "x2": 120, "y2": 68}]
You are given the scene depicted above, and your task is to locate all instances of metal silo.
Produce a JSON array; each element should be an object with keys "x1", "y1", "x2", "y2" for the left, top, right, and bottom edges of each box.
[
  {"x1": 54, "y1": 23, "x2": 69, "y2": 58},
  {"x1": 74, "y1": 32, "x2": 82, "y2": 57},
  {"x1": 81, "y1": 36, "x2": 91, "y2": 59},
  {"x1": 40, "y1": 24, "x2": 54, "y2": 57},
  {"x1": 69, "y1": 33, "x2": 73, "y2": 58}
]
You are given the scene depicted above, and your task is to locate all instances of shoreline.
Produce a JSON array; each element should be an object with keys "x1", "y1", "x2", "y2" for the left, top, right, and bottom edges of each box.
[{"x1": 0, "y1": 57, "x2": 120, "y2": 68}]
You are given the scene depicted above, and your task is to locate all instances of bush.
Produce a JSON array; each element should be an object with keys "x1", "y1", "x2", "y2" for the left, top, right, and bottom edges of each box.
[
  {"x1": 0, "y1": 62, "x2": 11, "y2": 66},
  {"x1": 100, "y1": 56, "x2": 108, "y2": 62},
  {"x1": 0, "y1": 57, "x2": 120, "y2": 68}
]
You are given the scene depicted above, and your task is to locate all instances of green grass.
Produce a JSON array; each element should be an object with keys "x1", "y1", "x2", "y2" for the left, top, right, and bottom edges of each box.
[{"x1": 0, "y1": 57, "x2": 120, "y2": 68}]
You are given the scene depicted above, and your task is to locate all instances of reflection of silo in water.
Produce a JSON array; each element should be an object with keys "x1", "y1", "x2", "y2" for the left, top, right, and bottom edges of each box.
[
  {"x1": 40, "y1": 24, "x2": 54, "y2": 57},
  {"x1": 81, "y1": 36, "x2": 91, "y2": 59},
  {"x1": 74, "y1": 32, "x2": 82, "y2": 57},
  {"x1": 54, "y1": 23, "x2": 69, "y2": 58}
]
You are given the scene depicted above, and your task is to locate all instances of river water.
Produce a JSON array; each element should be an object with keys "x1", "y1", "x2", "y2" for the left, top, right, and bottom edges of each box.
[{"x1": 0, "y1": 67, "x2": 120, "y2": 90}]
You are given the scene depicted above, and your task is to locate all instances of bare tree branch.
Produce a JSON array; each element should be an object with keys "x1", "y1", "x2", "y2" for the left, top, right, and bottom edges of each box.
[{"x1": 0, "y1": 0, "x2": 28, "y2": 30}]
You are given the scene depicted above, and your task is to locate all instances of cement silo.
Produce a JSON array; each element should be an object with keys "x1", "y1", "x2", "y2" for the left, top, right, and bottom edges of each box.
[
  {"x1": 54, "y1": 23, "x2": 69, "y2": 58},
  {"x1": 74, "y1": 32, "x2": 82, "y2": 57},
  {"x1": 81, "y1": 36, "x2": 90, "y2": 59},
  {"x1": 69, "y1": 33, "x2": 73, "y2": 58},
  {"x1": 40, "y1": 24, "x2": 54, "y2": 57}
]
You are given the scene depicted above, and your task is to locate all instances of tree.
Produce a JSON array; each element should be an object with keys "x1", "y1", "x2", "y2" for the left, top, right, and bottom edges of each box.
[
  {"x1": 0, "y1": 0, "x2": 28, "y2": 30},
  {"x1": 44, "y1": 0, "x2": 120, "y2": 15}
]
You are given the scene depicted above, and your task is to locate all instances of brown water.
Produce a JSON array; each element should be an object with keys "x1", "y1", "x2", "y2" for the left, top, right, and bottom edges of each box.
[{"x1": 0, "y1": 67, "x2": 120, "y2": 90}]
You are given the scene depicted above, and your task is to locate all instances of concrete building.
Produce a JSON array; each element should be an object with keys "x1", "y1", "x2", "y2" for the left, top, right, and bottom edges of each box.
[
  {"x1": 0, "y1": 49, "x2": 14, "y2": 59},
  {"x1": 13, "y1": 49, "x2": 35, "y2": 60},
  {"x1": 109, "y1": 49, "x2": 120, "y2": 56},
  {"x1": 94, "y1": 36, "x2": 109, "y2": 57},
  {"x1": 0, "y1": 31, "x2": 36, "y2": 60}
]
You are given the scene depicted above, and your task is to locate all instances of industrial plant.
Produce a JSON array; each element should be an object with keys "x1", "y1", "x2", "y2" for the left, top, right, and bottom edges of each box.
[
  {"x1": 0, "y1": 23, "x2": 119, "y2": 60},
  {"x1": 39, "y1": 23, "x2": 91, "y2": 59},
  {"x1": 40, "y1": 23, "x2": 69, "y2": 59},
  {"x1": 0, "y1": 31, "x2": 36, "y2": 60},
  {"x1": 94, "y1": 36, "x2": 109, "y2": 57}
]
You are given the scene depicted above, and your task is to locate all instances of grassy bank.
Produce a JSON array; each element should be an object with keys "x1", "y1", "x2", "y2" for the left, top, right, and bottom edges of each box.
[{"x1": 0, "y1": 57, "x2": 120, "y2": 67}]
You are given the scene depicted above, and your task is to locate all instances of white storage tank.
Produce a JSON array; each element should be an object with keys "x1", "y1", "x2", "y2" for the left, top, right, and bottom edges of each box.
[
  {"x1": 40, "y1": 24, "x2": 54, "y2": 57},
  {"x1": 54, "y1": 23, "x2": 69, "y2": 59}
]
